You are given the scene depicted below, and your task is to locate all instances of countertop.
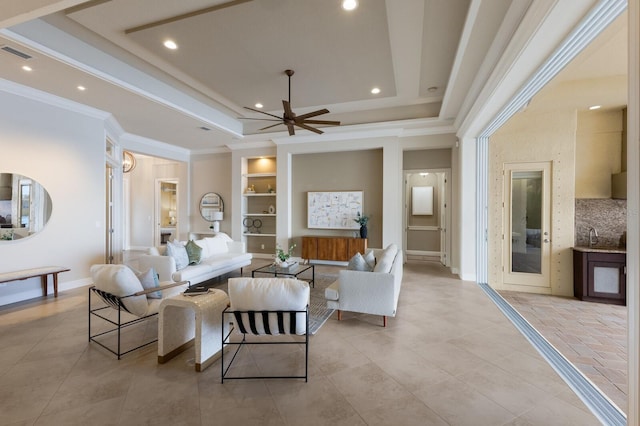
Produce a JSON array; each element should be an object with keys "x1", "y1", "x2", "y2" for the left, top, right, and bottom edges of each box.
[{"x1": 572, "y1": 246, "x2": 626, "y2": 254}]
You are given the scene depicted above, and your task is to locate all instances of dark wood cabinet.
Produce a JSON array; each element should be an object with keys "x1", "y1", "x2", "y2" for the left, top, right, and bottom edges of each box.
[
  {"x1": 573, "y1": 249, "x2": 626, "y2": 305},
  {"x1": 302, "y1": 236, "x2": 367, "y2": 262}
]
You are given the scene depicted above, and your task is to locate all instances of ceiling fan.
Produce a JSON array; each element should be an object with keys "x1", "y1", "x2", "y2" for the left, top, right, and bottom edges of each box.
[{"x1": 242, "y1": 70, "x2": 340, "y2": 135}]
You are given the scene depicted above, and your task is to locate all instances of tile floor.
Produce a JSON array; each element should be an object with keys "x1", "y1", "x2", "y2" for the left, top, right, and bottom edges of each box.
[
  {"x1": 499, "y1": 290, "x2": 627, "y2": 414},
  {"x1": 0, "y1": 261, "x2": 604, "y2": 425}
]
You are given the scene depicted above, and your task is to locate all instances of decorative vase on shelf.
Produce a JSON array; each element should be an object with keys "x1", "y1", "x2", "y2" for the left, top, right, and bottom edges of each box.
[{"x1": 360, "y1": 225, "x2": 368, "y2": 239}]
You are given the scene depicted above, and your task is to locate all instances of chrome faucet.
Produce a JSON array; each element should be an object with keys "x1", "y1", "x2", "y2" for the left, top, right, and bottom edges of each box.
[{"x1": 589, "y1": 227, "x2": 599, "y2": 247}]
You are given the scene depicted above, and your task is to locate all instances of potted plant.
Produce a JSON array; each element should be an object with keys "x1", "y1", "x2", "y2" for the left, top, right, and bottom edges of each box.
[
  {"x1": 275, "y1": 243, "x2": 296, "y2": 267},
  {"x1": 354, "y1": 213, "x2": 369, "y2": 239}
]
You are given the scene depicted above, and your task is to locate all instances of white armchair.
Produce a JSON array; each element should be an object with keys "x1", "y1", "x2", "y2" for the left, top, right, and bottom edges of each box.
[
  {"x1": 221, "y1": 277, "x2": 310, "y2": 382},
  {"x1": 88, "y1": 264, "x2": 189, "y2": 359},
  {"x1": 325, "y1": 245, "x2": 403, "y2": 327}
]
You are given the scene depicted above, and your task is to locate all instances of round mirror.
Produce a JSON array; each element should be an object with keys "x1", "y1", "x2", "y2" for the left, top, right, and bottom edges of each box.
[
  {"x1": 0, "y1": 173, "x2": 52, "y2": 241},
  {"x1": 199, "y1": 192, "x2": 224, "y2": 222}
]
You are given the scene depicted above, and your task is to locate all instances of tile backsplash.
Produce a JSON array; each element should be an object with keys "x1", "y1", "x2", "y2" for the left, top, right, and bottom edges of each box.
[{"x1": 575, "y1": 198, "x2": 627, "y2": 247}]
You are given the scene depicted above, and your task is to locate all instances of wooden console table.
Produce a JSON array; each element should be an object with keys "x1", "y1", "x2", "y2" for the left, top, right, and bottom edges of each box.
[
  {"x1": 0, "y1": 266, "x2": 70, "y2": 297},
  {"x1": 302, "y1": 236, "x2": 367, "y2": 262}
]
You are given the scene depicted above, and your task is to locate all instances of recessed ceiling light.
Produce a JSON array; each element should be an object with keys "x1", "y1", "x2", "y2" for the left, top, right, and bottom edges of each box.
[
  {"x1": 255, "y1": 103, "x2": 263, "y2": 108},
  {"x1": 589, "y1": 105, "x2": 601, "y2": 110},
  {"x1": 342, "y1": 0, "x2": 358, "y2": 11},
  {"x1": 77, "y1": 85, "x2": 86, "y2": 91},
  {"x1": 21, "y1": 65, "x2": 32, "y2": 72},
  {"x1": 371, "y1": 87, "x2": 380, "y2": 94},
  {"x1": 163, "y1": 40, "x2": 178, "y2": 50}
]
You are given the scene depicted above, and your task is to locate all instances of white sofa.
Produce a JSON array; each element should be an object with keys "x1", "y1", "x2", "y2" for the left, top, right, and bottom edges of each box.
[
  {"x1": 324, "y1": 244, "x2": 403, "y2": 327},
  {"x1": 139, "y1": 233, "x2": 252, "y2": 285}
]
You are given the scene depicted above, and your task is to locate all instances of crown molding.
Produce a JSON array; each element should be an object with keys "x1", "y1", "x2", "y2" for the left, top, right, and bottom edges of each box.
[{"x1": 120, "y1": 133, "x2": 190, "y2": 162}]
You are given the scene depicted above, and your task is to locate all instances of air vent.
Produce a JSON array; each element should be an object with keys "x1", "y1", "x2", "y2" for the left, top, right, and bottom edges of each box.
[{"x1": 0, "y1": 45, "x2": 32, "y2": 60}]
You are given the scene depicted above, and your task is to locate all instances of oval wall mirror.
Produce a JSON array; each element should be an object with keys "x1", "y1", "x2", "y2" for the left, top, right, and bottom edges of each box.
[
  {"x1": 199, "y1": 192, "x2": 224, "y2": 222},
  {"x1": 0, "y1": 173, "x2": 53, "y2": 241}
]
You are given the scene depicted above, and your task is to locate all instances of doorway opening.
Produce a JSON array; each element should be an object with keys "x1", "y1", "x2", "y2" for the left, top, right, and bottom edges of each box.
[
  {"x1": 156, "y1": 179, "x2": 178, "y2": 247},
  {"x1": 403, "y1": 169, "x2": 450, "y2": 266}
]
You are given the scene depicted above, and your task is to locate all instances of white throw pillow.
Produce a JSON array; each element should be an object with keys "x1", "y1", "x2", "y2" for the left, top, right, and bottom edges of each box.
[
  {"x1": 347, "y1": 253, "x2": 373, "y2": 271},
  {"x1": 166, "y1": 240, "x2": 189, "y2": 270},
  {"x1": 363, "y1": 250, "x2": 376, "y2": 269},
  {"x1": 194, "y1": 239, "x2": 210, "y2": 259},
  {"x1": 136, "y1": 267, "x2": 161, "y2": 299},
  {"x1": 373, "y1": 244, "x2": 398, "y2": 273},
  {"x1": 90, "y1": 264, "x2": 148, "y2": 317},
  {"x1": 205, "y1": 235, "x2": 230, "y2": 255}
]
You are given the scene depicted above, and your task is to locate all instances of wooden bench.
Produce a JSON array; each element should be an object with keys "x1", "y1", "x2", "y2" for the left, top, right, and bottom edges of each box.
[{"x1": 0, "y1": 266, "x2": 70, "y2": 297}]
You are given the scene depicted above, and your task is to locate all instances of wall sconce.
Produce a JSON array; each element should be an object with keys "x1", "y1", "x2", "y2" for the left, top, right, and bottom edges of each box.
[
  {"x1": 123, "y1": 151, "x2": 136, "y2": 173},
  {"x1": 211, "y1": 211, "x2": 223, "y2": 233}
]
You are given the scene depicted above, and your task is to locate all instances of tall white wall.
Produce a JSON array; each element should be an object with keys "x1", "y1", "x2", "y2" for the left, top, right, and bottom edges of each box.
[{"x1": 0, "y1": 89, "x2": 105, "y2": 306}]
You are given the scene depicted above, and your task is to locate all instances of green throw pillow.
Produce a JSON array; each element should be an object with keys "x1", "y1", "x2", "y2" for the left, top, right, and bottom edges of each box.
[{"x1": 185, "y1": 240, "x2": 203, "y2": 265}]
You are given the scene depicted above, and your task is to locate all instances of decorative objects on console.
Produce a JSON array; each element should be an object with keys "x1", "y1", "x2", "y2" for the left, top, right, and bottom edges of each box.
[{"x1": 354, "y1": 213, "x2": 369, "y2": 239}]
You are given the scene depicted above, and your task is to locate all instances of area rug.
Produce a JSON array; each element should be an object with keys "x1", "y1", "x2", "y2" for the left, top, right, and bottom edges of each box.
[{"x1": 210, "y1": 272, "x2": 337, "y2": 335}]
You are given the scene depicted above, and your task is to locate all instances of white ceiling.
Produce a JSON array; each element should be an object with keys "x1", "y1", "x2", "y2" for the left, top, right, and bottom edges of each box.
[{"x1": 0, "y1": 0, "x2": 627, "y2": 153}]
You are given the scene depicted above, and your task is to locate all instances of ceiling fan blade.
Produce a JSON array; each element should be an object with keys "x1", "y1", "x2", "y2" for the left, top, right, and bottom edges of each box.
[
  {"x1": 238, "y1": 117, "x2": 281, "y2": 122},
  {"x1": 282, "y1": 100, "x2": 294, "y2": 119},
  {"x1": 244, "y1": 106, "x2": 283, "y2": 120},
  {"x1": 295, "y1": 108, "x2": 330, "y2": 120},
  {"x1": 287, "y1": 123, "x2": 295, "y2": 136},
  {"x1": 298, "y1": 119, "x2": 341, "y2": 126},
  {"x1": 295, "y1": 122, "x2": 323, "y2": 134},
  {"x1": 258, "y1": 123, "x2": 284, "y2": 131}
]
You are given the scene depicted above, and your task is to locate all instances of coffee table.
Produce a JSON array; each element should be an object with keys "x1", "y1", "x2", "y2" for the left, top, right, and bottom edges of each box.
[{"x1": 252, "y1": 263, "x2": 315, "y2": 288}]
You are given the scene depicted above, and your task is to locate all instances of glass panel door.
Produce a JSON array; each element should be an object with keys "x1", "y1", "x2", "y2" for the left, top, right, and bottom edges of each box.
[
  {"x1": 510, "y1": 171, "x2": 542, "y2": 274},
  {"x1": 503, "y1": 162, "x2": 551, "y2": 290}
]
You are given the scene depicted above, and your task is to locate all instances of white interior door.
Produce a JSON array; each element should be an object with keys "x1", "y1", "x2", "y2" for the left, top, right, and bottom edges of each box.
[{"x1": 502, "y1": 162, "x2": 552, "y2": 291}]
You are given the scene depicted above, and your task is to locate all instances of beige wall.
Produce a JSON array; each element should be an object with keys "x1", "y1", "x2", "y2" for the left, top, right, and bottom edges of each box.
[
  {"x1": 489, "y1": 108, "x2": 577, "y2": 296},
  {"x1": 191, "y1": 152, "x2": 232, "y2": 235},
  {"x1": 403, "y1": 148, "x2": 452, "y2": 170},
  {"x1": 290, "y1": 149, "x2": 383, "y2": 251},
  {"x1": 575, "y1": 109, "x2": 624, "y2": 198}
]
